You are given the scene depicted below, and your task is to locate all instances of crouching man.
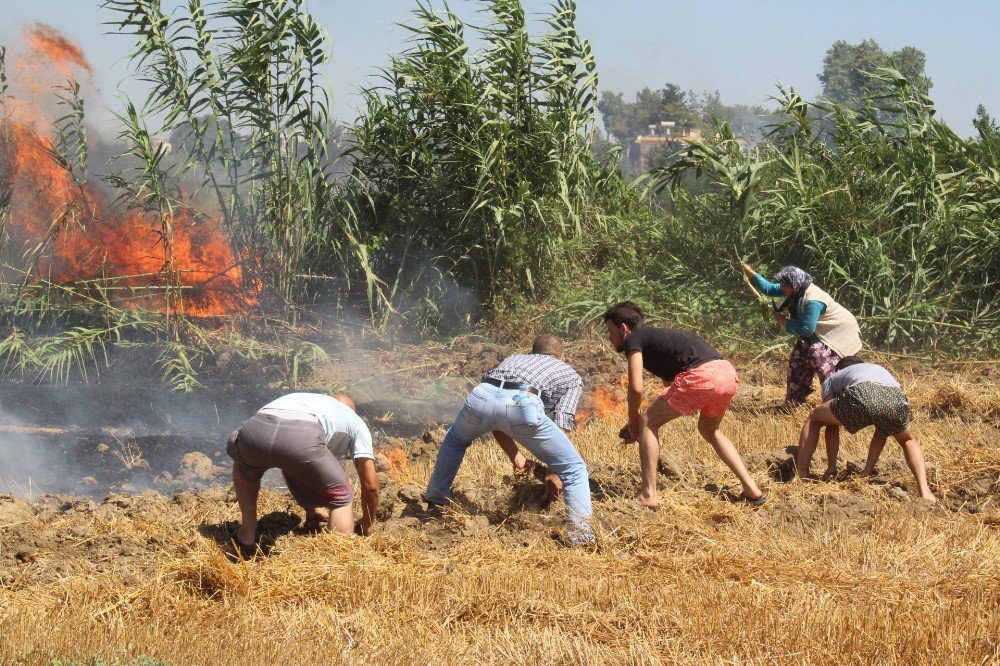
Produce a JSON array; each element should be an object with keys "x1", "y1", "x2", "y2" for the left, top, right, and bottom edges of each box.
[
  {"x1": 226, "y1": 392, "x2": 381, "y2": 556},
  {"x1": 425, "y1": 334, "x2": 594, "y2": 546},
  {"x1": 796, "y1": 356, "x2": 936, "y2": 502}
]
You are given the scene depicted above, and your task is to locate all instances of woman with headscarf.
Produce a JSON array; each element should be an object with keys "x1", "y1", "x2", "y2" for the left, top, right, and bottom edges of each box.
[{"x1": 741, "y1": 262, "x2": 862, "y2": 407}]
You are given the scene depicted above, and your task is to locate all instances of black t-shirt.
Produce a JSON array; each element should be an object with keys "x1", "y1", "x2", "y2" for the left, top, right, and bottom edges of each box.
[{"x1": 623, "y1": 327, "x2": 721, "y2": 383}]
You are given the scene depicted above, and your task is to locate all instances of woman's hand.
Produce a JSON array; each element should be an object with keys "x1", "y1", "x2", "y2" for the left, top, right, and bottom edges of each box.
[
  {"x1": 741, "y1": 262, "x2": 756, "y2": 277},
  {"x1": 771, "y1": 310, "x2": 787, "y2": 328}
]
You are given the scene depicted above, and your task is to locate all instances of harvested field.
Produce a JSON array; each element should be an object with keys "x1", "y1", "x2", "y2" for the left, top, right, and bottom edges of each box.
[{"x1": 0, "y1": 341, "x2": 998, "y2": 665}]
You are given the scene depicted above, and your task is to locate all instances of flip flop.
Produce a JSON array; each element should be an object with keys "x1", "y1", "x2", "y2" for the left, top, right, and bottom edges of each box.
[{"x1": 742, "y1": 493, "x2": 767, "y2": 507}]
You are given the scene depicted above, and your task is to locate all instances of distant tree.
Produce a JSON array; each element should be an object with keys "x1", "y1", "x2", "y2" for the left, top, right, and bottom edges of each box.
[
  {"x1": 973, "y1": 104, "x2": 1000, "y2": 142},
  {"x1": 597, "y1": 83, "x2": 697, "y2": 145},
  {"x1": 818, "y1": 39, "x2": 931, "y2": 109},
  {"x1": 695, "y1": 91, "x2": 772, "y2": 140}
]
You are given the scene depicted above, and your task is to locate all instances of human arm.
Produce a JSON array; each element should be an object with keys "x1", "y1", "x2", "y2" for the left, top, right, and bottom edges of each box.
[
  {"x1": 493, "y1": 430, "x2": 526, "y2": 470},
  {"x1": 354, "y1": 457, "x2": 381, "y2": 535},
  {"x1": 551, "y1": 374, "x2": 584, "y2": 432},
  {"x1": 820, "y1": 373, "x2": 840, "y2": 402},
  {"x1": 622, "y1": 351, "x2": 645, "y2": 443},
  {"x1": 747, "y1": 270, "x2": 785, "y2": 298},
  {"x1": 784, "y1": 300, "x2": 825, "y2": 336}
]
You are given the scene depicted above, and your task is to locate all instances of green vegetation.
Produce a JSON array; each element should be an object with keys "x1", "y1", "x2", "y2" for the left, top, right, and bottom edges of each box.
[
  {"x1": 650, "y1": 70, "x2": 998, "y2": 351},
  {"x1": 343, "y1": 0, "x2": 634, "y2": 332},
  {"x1": 0, "y1": 0, "x2": 995, "y2": 396}
]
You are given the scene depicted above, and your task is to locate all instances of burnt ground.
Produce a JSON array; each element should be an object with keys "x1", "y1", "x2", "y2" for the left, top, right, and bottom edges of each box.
[
  {"x1": 0, "y1": 330, "x2": 997, "y2": 589},
  {"x1": 0, "y1": 331, "x2": 627, "y2": 497}
]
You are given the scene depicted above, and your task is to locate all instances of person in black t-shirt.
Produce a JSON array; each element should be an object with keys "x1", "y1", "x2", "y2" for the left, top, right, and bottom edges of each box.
[{"x1": 602, "y1": 301, "x2": 765, "y2": 508}]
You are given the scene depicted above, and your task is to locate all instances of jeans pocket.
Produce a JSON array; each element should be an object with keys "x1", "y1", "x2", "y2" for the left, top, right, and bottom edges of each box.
[
  {"x1": 457, "y1": 402, "x2": 484, "y2": 429},
  {"x1": 507, "y1": 397, "x2": 544, "y2": 436}
]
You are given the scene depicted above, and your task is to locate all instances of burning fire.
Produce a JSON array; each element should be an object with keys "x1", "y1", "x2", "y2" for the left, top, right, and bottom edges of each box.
[
  {"x1": 3, "y1": 24, "x2": 252, "y2": 317},
  {"x1": 575, "y1": 376, "x2": 629, "y2": 429},
  {"x1": 382, "y1": 447, "x2": 411, "y2": 482}
]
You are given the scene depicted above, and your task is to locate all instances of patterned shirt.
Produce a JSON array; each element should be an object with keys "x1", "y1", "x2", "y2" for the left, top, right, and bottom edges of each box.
[{"x1": 484, "y1": 354, "x2": 583, "y2": 431}]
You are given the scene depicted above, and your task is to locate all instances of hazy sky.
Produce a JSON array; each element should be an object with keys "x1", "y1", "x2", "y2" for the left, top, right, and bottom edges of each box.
[{"x1": 1, "y1": 0, "x2": 997, "y2": 137}]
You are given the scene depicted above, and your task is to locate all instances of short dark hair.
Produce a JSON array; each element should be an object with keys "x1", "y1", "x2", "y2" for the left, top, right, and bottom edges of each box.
[
  {"x1": 836, "y1": 355, "x2": 865, "y2": 371},
  {"x1": 531, "y1": 333, "x2": 564, "y2": 357},
  {"x1": 602, "y1": 301, "x2": 645, "y2": 329}
]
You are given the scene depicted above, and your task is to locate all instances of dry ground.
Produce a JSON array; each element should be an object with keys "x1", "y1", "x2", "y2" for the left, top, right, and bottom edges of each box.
[{"x1": 0, "y1": 347, "x2": 997, "y2": 665}]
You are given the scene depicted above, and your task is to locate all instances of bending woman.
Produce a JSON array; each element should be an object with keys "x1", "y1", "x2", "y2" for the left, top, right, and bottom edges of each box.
[{"x1": 741, "y1": 263, "x2": 862, "y2": 406}]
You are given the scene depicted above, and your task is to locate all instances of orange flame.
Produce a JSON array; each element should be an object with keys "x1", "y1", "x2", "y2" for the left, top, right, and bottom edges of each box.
[
  {"x1": 574, "y1": 376, "x2": 629, "y2": 429},
  {"x1": 383, "y1": 447, "x2": 411, "y2": 482},
  {"x1": 3, "y1": 26, "x2": 253, "y2": 318},
  {"x1": 24, "y1": 23, "x2": 93, "y2": 79}
]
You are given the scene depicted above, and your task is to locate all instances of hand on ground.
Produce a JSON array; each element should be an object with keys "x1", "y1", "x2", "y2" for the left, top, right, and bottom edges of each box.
[
  {"x1": 619, "y1": 424, "x2": 635, "y2": 443},
  {"x1": 304, "y1": 507, "x2": 330, "y2": 530},
  {"x1": 541, "y1": 472, "x2": 563, "y2": 504}
]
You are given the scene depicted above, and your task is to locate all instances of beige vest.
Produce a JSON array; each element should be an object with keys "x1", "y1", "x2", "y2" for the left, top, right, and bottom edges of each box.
[{"x1": 801, "y1": 284, "x2": 862, "y2": 357}]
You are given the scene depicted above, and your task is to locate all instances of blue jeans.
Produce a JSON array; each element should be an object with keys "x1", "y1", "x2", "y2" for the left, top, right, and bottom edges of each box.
[{"x1": 426, "y1": 383, "x2": 594, "y2": 545}]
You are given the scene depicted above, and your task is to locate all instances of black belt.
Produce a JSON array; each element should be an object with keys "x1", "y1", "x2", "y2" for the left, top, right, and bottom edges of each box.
[{"x1": 482, "y1": 376, "x2": 541, "y2": 396}]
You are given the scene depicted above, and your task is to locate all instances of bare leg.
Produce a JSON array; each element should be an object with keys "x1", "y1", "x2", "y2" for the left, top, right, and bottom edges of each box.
[
  {"x1": 635, "y1": 417, "x2": 661, "y2": 508},
  {"x1": 822, "y1": 425, "x2": 841, "y2": 480},
  {"x1": 327, "y1": 504, "x2": 355, "y2": 534},
  {"x1": 698, "y1": 413, "x2": 762, "y2": 500},
  {"x1": 893, "y1": 430, "x2": 936, "y2": 502},
  {"x1": 634, "y1": 396, "x2": 683, "y2": 508},
  {"x1": 860, "y1": 433, "x2": 887, "y2": 477},
  {"x1": 232, "y1": 463, "x2": 260, "y2": 545},
  {"x1": 797, "y1": 402, "x2": 841, "y2": 479}
]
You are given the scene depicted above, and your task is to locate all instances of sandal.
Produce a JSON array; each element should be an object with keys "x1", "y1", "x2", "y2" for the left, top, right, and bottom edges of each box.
[{"x1": 742, "y1": 492, "x2": 767, "y2": 507}]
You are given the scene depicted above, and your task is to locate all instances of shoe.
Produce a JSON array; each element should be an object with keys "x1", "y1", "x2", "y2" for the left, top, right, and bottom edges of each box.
[
  {"x1": 424, "y1": 502, "x2": 446, "y2": 519},
  {"x1": 741, "y1": 492, "x2": 767, "y2": 507},
  {"x1": 226, "y1": 525, "x2": 258, "y2": 560}
]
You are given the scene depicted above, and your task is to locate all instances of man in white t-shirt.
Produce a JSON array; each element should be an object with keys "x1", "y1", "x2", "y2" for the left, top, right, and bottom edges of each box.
[{"x1": 225, "y1": 392, "x2": 381, "y2": 556}]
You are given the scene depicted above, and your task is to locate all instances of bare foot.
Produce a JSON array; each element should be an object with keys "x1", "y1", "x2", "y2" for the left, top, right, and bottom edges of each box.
[
  {"x1": 303, "y1": 507, "x2": 330, "y2": 530},
  {"x1": 235, "y1": 525, "x2": 255, "y2": 545},
  {"x1": 920, "y1": 493, "x2": 938, "y2": 503},
  {"x1": 635, "y1": 491, "x2": 659, "y2": 509}
]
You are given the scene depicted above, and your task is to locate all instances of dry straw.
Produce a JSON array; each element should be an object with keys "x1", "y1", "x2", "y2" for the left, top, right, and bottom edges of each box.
[{"x1": 1, "y1": 363, "x2": 998, "y2": 665}]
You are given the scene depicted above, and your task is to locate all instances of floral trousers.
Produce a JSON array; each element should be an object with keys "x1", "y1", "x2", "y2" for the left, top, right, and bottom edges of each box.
[{"x1": 786, "y1": 338, "x2": 840, "y2": 405}]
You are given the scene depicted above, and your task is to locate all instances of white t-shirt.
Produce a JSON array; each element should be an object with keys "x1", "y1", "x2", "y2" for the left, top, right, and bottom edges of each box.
[{"x1": 260, "y1": 393, "x2": 375, "y2": 461}]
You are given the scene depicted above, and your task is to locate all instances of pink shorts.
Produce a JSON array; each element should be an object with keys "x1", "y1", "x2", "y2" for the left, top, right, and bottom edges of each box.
[{"x1": 662, "y1": 359, "x2": 739, "y2": 418}]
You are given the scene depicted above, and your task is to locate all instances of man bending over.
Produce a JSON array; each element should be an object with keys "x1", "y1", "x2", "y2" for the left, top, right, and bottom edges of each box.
[
  {"x1": 425, "y1": 334, "x2": 594, "y2": 546},
  {"x1": 603, "y1": 301, "x2": 764, "y2": 508},
  {"x1": 226, "y1": 392, "x2": 381, "y2": 557}
]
